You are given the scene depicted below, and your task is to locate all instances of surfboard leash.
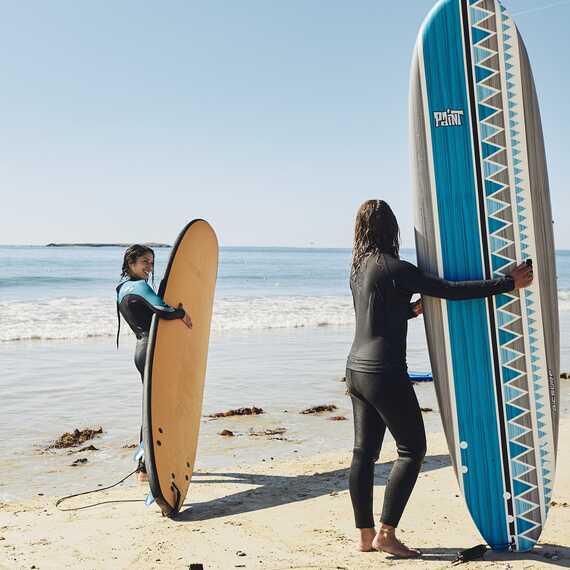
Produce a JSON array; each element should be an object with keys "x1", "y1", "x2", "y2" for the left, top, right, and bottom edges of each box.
[{"x1": 55, "y1": 466, "x2": 140, "y2": 511}]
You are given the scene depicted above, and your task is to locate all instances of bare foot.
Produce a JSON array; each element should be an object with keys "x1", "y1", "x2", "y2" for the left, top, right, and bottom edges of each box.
[
  {"x1": 138, "y1": 471, "x2": 149, "y2": 483},
  {"x1": 358, "y1": 528, "x2": 377, "y2": 552},
  {"x1": 372, "y1": 525, "x2": 421, "y2": 558}
]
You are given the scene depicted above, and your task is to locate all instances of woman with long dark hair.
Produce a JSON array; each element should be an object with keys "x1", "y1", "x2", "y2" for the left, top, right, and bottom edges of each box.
[
  {"x1": 116, "y1": 244, "x2": 192, "y2": 480},
  {"x1": 346, "y1": 200, "x2": 533, "y2": 557}
]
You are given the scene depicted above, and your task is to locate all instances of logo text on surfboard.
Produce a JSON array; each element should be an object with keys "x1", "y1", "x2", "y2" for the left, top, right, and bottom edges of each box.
[{"x1": 433, "y1": 109, "x2": 464, "y2": 127}]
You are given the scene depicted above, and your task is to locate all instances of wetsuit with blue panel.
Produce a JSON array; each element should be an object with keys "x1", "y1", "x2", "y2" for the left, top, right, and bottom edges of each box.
[
  {"x1": 116, "y1": 278, "x2": 185, "y2": 379},
  {"x1": 116, "y1": 278, "x2": 185, "y2": 463}
]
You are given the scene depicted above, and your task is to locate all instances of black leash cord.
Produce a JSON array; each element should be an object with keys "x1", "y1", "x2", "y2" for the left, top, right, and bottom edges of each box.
[{"x1": 55, "y1": 467, "x2": 139, "y2": 510}]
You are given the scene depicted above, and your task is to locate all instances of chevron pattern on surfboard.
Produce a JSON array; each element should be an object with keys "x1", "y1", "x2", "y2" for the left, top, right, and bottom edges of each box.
[{"x1": 466, "y1": 0, "x2": 555, "y2": 550}]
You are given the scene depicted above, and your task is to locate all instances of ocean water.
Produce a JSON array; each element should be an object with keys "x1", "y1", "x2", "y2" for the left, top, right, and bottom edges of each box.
[
  {"x1": 1, "y1": 246, "x2": 570, "y2": 342},
  {"x1": 1, "y1": 246, "x2": 569, "y2": 501}
]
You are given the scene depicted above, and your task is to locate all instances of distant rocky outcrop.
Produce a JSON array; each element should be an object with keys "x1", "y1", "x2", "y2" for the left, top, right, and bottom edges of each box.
[{"x1": 46, "y1": 242, "x2": 170, "y2": 248}]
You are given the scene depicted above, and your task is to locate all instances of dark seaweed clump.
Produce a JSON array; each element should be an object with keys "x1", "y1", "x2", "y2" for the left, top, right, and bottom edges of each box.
[
  {"x1": 48, "y1": 427, "x2": 103, "y2": 449},
  {"x1": 208, "y1": 407, "x2": 264, "y2": 418}
]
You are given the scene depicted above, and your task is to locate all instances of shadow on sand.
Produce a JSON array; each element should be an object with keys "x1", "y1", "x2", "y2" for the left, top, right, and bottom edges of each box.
[
  {"x1": 176, "y1": 453, "x2": 450, "y2": 522},
  {"x1": 176, "y1": 453, "x2": 568, "y2": 567},
  {"x1": 418, "y1": 544, "x2": 569, "y2": 568}
]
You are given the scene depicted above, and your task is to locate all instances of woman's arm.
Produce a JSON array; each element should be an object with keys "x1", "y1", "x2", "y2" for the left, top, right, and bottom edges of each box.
[{"x1": 394, "y1": 260, "x2": 532, "y2": 301}]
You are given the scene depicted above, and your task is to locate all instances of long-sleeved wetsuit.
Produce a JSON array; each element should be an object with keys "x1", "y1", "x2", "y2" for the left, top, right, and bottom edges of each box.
[
  {"x1": 346, "y1": 253, "x2": 514, "y2": 529},
  {"x1": 116, "y1": 278, "x2": 185, "y2": 446}
]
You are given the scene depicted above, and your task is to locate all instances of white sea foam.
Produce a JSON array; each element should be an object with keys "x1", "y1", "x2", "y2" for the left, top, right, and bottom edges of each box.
[
  {"x1": 2, "y1": 290, "x2": 568, "y2": 342},
  {"x1": 0, "y1": 296, "x2": 356, "y2": 342},
  {"x1": 558, "y1": 289, "x2": 570, "y2": 312}
]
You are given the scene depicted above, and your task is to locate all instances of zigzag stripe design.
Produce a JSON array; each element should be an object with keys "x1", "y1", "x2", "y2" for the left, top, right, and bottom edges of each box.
[
  {"x1": 496, "y1": 2, "x2": 554, "y2": 535},
  {"x1": 469, "y1": 0, "x2": 543, "y2": 549}
]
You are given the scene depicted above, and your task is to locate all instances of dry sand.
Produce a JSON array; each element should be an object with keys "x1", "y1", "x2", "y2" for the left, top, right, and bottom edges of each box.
[{"x1": 1, "y1": 423, "x2": 568, "y2": 570}]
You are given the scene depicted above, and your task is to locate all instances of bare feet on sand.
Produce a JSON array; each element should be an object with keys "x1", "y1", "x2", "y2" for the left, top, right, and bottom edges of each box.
[
  {"x1": 358, "y1": 528, "x2": 377, "y2": 552},
  {"x1": 371, "y1": 524, "x2": 421, "y2": 558},
  {"x1": 138, "y1": 471, "x2": 149, "y2": 482}
]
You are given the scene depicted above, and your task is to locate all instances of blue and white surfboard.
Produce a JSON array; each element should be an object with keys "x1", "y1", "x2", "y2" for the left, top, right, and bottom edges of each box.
[{"x1": 410, "y1": 0, "x2": 560, "y2": 551}]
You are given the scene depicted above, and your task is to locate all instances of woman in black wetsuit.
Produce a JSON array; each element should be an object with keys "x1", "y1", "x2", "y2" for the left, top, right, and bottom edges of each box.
[
  {"x1": 346, "y1": 200, "x2": 533, "y2": 557},
  {"x1": 116, "y1": 245, "x2": 192, "y2": 480}
]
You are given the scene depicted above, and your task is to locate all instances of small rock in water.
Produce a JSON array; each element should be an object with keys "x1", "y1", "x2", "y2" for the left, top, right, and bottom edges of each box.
[
  {"x1": 328, "y1": 416, "x2": 347, "y2": 421},
  {"x1": 208, "y1": 407, "x2": 264, "y2": 418},
  {"x1": 300, "y1": 404, "x2": 337, "y2": 415},
  {"x1": 420, "y1": 408, "x2": 433, "y2": 413},
  {"x1": 561, "y1": 372, "x2": 569, "y2": 379},
  {"x1": 219, "y1": 430, "x2": 235, "y2": 437}
]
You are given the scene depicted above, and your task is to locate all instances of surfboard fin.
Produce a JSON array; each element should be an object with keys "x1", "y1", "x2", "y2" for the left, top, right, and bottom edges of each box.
[
  {"x1": 145, "y1": 492, "x2": 156, "y2": 507},
  {"x1": 133, "y1": 442, "x2": 144, "y2": 463}
]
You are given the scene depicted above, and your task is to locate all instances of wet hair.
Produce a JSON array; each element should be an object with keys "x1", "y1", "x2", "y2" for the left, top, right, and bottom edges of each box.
[
  {"x1": 121, "y1": 244, "x2": 155, "y2": 286},
  {"x1": 351, "y1": 200, "x2": 400, "y2": 279}
]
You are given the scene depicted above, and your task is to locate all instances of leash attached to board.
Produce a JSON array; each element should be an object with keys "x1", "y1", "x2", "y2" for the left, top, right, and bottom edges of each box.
[{"x1": 55, "y1": 467, "x2": 140, "y2": 510}]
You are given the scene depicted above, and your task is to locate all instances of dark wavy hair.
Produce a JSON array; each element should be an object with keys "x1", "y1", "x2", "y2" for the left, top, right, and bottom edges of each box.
[
  {"x1": 351, "y1": 200, "x2": 400, "y2": 279},
  {"x1": 121, "y1": 244, "x2": 155, "y2": 285}
]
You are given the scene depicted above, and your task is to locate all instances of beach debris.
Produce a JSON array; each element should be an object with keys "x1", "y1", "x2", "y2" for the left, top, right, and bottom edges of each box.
[
  {"x1": 122, "y1": 442, "x2": 138, "y2": 449},
  {"x1": 69, "y1": 445, "x2": 99, "y2": 454},
  {"x1": 48, "y1": 427, "x2": 103, "y2": 449},
  {"x1": 328, "y1": 416, "x2": 347, "y2": 421},
  {"x1": 236, "y1": 550, "x2": 247, "y2": 557},
  {"x1": 561, "y1": 372, "x2": 569, "y2": 379},
  {"x1": 70, "y1": 458, "x2": 88, "y2": 467},
  {"x1": 301, "y1": 404, "x2": 337, "y2": 415},
  {"x1": 249, "y1": 427, "x2": 287, "y2": 437},
  {"x1": 551, "y1": 500, "x2": 569, "y2": 507},
  {"x1": 420, "y1": 407, "x2": 433, "y2": 413},
  {"x1": 208, "y1": 407, "x2": 264, "y2": 418},
  {"x1": 219, "y1": 430, "x2": 235, "y2": 437},
  {"x1": 452, "y1": 544, "x2": 487, "y2": 565}
]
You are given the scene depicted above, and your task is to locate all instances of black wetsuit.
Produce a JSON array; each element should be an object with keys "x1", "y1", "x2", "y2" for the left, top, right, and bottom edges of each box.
[
  {"x1": 346, "y1": 253, "x2": 514, "y2": 528},
  {"x1": 116, "y1": 278, "x2": 185, "y2": 443}
]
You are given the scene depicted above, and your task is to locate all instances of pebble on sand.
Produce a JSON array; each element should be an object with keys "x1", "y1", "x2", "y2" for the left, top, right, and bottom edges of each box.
[
  {"x1": 219, "y1": 430, "x2": 235, "y2": 437},
  {"x1": 70, "y1": 458, "x2": 88, "y2": 467}
]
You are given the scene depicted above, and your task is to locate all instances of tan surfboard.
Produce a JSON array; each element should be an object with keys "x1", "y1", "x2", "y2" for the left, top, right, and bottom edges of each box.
[{"x1": 143, "y1": 219, "x2": 218, "y2": 516}]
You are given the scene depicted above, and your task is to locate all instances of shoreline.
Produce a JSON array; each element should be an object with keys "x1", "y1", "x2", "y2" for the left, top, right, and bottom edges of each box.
[{"x1": 1, "y1": 426, "x2": 568, "y2": 569}]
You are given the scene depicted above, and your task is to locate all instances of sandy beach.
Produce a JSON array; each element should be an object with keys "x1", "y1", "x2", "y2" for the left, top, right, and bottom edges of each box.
[{"x1": 1, "y1": 419, "x2": 568, "y2": 570}]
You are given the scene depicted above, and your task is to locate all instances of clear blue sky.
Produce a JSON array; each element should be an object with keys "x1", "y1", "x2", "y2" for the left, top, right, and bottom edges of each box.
[{"x1": 1, "y1": 0, "x2": 568, "y2": 248}]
